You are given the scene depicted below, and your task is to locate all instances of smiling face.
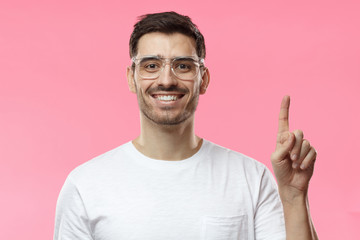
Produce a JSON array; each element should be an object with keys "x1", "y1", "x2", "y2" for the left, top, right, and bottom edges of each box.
[{"x1": 127, "y1": 32, "x2": 209, "y2": 126}]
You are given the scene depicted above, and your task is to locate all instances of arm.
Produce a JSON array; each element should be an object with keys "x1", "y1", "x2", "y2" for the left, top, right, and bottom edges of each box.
[
  {"x1": 271, "y1": 96, "x2": 318, "y2": 240},
  {"x1": 280, "y1": 190, "x2": 318, "y2": 240},
  {"x1": 54, "y1": 175, "x2": 93, "y2": 240}
]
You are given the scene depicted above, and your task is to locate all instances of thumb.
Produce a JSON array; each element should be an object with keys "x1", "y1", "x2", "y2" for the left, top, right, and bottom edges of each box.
[{"x1": 272, "y1": 132, "x2": 295, "y2": 163}]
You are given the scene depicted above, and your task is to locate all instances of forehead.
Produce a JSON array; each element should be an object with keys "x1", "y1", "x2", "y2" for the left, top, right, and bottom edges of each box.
[{"x1": 136, "y1": 32, "x2": 197, "y2": 58}]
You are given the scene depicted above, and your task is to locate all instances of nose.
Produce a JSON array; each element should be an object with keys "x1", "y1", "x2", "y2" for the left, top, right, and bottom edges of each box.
[{"x1": 155, "y1": 61, "x2": 178, "y2": 87}]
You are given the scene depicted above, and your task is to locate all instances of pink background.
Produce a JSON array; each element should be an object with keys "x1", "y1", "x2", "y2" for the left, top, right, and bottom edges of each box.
[{"x1": 1, "y1": 0, "x2": 359, "y2": 239}]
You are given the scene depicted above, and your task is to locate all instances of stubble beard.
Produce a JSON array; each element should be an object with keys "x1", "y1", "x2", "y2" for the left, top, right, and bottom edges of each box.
[{"x1": 136, "y1": 86, "x2": 199, "y2": 126}]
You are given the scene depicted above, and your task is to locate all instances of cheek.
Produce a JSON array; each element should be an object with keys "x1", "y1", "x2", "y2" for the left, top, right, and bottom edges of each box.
[
  {"x1": 188, "y1": 80, "x2": 200, "y2": 93},
  {"x1": 137, "y1": 80, "x2": 153, "y2": 93}
]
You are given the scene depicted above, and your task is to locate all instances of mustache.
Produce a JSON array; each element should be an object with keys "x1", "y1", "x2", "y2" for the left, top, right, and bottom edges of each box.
[{"x1": 147, "y1": 85, "x2": 189, "y2": 94}]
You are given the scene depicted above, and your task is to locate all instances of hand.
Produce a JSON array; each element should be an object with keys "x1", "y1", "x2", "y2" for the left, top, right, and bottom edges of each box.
[{"x1": 271, "y1": 96, "x2": 317, "y2": 199}]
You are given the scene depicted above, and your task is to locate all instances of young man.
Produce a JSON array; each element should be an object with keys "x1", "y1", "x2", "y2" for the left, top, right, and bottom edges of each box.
[{"x1": 54, "y1": 12, "x2": 318, "y2": 239}]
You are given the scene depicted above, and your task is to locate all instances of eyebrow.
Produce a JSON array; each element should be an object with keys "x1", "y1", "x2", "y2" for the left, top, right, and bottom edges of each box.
[
  {"x1": 173, "y1": 57, "x2": 197, "y2": 61},
  {"x1": 138, "y1": 56, "x2": 161, "y2": 62},
  {"x1": 138, "y1": 55, "x2": 198, "y2": 60}
]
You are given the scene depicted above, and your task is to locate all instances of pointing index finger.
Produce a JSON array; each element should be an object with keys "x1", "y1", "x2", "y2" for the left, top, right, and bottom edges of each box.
[{"x1": 278, "y1": 95, "x2": 290, "y2": 134}]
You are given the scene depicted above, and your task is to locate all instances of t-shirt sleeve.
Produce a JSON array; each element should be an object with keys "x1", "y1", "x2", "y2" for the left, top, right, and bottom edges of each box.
[
  {"x1": 254, "y1": 167, "x2": 286, "y2": 240},
  {"x1": 54, "y1": 175, "x2": 93, "y2": 240}
]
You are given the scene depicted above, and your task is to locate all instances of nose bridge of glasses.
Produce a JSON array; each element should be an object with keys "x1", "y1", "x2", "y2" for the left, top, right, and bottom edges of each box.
[
  {"x1": 161, "y1": 58, "x2": 172, "y2": 69},
  {"x1": 160, "y1": 59, "x2": 176, "y2": 79},
  {"x1": 152, "y1": 58, "x2": 173, "y2": 81}
]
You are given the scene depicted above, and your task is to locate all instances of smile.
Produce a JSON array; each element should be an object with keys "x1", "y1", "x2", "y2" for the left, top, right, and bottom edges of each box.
[{"x1": 152, "y1": 94, "x2": 185, "y2": 101}]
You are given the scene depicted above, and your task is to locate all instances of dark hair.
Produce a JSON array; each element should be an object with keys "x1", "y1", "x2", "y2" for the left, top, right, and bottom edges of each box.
[{"x1": 129, "y1": 11, "x2": 206, "y2": 59}]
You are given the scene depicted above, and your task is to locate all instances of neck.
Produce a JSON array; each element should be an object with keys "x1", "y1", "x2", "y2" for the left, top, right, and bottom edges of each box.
[{"x1": 132, "y1": 114, "x2": 202, "y2": 160}]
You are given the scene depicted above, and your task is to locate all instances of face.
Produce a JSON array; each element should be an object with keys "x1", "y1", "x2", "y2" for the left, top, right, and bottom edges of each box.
[{"x1": 127, "y1": 32, "x2": 209, "y2": 126}]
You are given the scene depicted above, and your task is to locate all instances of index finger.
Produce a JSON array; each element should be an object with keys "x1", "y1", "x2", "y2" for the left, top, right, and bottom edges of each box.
[{"x1": 278, "y1": 95, "x2": 290, "y2": 134}]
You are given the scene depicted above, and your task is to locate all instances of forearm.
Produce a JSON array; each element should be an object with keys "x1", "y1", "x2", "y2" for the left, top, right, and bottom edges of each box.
[{"x1": 280, "y1": 191, "x2": 318, "y2": 240}]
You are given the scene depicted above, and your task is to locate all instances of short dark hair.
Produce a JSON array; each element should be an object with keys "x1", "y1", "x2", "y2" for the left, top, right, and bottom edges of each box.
[{"x1": 129, "y1": 11, "x2": 206, "y2": 59}]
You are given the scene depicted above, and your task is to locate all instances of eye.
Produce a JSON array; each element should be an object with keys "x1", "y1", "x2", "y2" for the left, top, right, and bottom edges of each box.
[
  {"x1": 145, "y1": 63, "x2": 158, "y2": 69},
  {"x1": 178, "y1": 64, "x2": 190, "y2": 69},
  {"x1": 173, "y1": 60, "x2": 194, "y2": 72},
  {"x1": 140, "y1": 59, "x2": 162, "y2": 72}
]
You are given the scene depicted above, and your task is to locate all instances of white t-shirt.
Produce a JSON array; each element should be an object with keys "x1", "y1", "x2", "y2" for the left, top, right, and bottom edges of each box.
[{"x1": 54, "y1": 140, "x2": 286, "y2": 240}]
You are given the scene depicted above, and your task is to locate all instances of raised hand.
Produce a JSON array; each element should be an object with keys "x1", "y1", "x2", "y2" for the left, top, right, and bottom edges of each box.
[{"x1": 271, "y1": 96, "x2": 317, "y2": 197}]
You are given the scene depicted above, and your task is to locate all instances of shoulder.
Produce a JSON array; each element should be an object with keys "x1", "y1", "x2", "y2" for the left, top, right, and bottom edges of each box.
[
  {"x1": 66, "y1": 142, "x2": 133, "y2": 184},
  {"x1": 203, "y1": 139, "x2": 267, "y2": 172}
]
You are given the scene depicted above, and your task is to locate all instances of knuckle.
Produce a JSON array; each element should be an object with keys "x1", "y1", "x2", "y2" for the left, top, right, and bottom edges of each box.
[
  {"x1": 302, "y1": 139, "x2": 310, "y2": 148},
  {"x1": 291, "y1": 148, "x2": 299, "y2": 155},
  {"x1": 311, "y1": 146, "x2": 316, "y2": 152},
  {"x1": 294, "y1": 129, "x2": 304, "y2": 138}
]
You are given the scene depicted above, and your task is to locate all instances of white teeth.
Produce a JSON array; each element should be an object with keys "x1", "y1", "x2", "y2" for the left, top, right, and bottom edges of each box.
[{"x1": 157, "y1": 95, "x2": 178, "y2": 101}]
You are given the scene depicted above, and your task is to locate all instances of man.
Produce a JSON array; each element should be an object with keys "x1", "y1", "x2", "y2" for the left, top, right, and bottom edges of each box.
[{"x1": 54, "y1": 12, "x2": 318, "y2": 239}]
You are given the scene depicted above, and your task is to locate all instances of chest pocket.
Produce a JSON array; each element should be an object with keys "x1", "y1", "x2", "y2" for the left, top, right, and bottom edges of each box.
[{"x1": 202, "y1": 215, "x2": 248, "y2": 240}]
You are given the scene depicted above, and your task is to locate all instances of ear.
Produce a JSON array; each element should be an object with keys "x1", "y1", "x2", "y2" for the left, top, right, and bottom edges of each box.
[
  {"x1": 127, "y1": 66, "x2": 137, "y2": 93},
  {"x1": 199, "y1": 67, "x2": 210, "y2": 95}
]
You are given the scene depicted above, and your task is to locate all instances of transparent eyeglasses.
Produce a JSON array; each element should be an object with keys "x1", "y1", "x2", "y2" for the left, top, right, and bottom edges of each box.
[{"x1": 132, "y1": 56, "x2": 205, "y2": 80}]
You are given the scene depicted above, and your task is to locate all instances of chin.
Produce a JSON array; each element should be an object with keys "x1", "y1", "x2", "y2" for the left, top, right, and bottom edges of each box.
[{"x1": 143, "y1": 111, "x2": 194, "y2": 126}]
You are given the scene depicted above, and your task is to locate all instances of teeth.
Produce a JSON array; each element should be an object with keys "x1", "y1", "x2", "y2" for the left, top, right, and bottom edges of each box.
[{"x1": 157, "y1": 95, "x2": 178, "y2": 101}]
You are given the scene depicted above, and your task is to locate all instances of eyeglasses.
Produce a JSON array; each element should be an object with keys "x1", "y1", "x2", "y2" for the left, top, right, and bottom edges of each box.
[{"x1": 132, "y1": 56, "x2": 205, "y2": 80}]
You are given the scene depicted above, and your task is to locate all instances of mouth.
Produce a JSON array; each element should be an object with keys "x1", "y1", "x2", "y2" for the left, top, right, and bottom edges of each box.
[{"x1": 151, "y1": 94, "x2": 185, "y2": 102}]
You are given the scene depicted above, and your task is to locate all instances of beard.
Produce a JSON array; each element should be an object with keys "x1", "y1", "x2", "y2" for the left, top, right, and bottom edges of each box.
[{"x1": 136, "y1": 84, "x2": 199, "y2": 126}]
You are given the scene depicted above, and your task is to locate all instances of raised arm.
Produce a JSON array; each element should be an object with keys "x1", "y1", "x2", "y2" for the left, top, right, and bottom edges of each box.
[{"x1": 271, "y1": 95, "x2": 318, "y2": 240}]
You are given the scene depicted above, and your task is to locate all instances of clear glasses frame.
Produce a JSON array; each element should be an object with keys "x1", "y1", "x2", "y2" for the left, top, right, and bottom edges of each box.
[{"x1": 131, "y1": 55, "x2": 205, "y2": 80}]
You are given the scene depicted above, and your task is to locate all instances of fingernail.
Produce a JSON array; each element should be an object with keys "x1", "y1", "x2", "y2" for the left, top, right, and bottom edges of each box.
[
  {"x1": 300, "y1": 164, "x2": 305, "y2": 170},
  {"x1": 292, "y1": 162, "x2": 298, "y2": 169},
  {"x1": 291, "y1": 154, "x2": 297, "y2": 161}
]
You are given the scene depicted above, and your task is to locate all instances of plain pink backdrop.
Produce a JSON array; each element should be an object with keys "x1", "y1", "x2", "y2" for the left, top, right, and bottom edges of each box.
[{"x1": 1, "y1": 0, "x2": 359, "y2": 239}]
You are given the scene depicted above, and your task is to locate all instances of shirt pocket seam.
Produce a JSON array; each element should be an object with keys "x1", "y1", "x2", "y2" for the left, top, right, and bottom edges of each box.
[{"x1": 202, "y1": 215, "x2": 248, "y2": 240}]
